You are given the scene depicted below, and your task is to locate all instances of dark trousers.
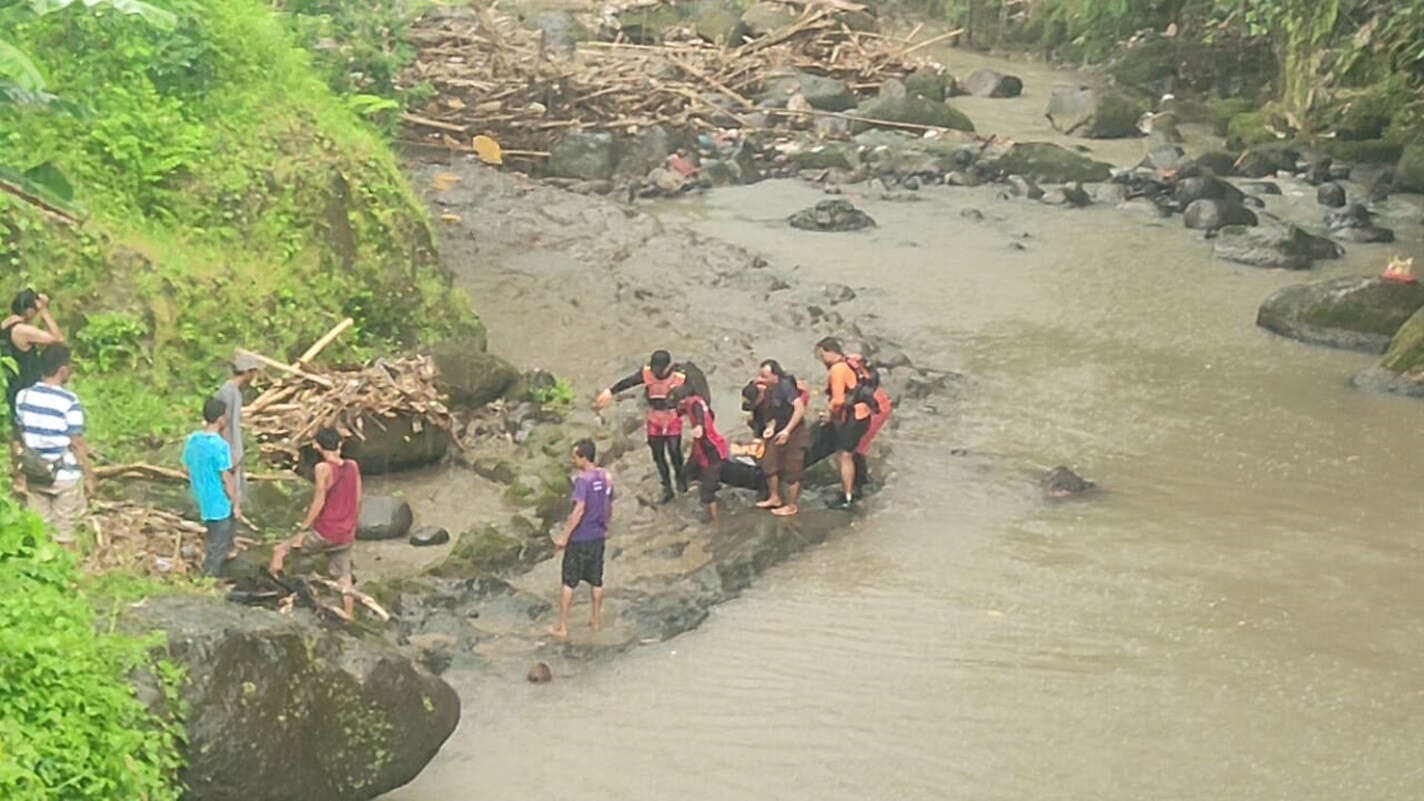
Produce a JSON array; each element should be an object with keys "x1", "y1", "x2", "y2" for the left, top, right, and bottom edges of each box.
[
  {"x1": 649, "y1": 435, "x2": 684, "y2": 488},
  {"x1": 203, "y1": 517, "x2": 236, "y2": 577}
]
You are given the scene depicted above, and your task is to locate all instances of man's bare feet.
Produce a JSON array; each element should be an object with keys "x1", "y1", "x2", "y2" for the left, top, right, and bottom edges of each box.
[
  {"x1": 754, "y1": 498, "x2": 782, "y2": 509},
  {"x1": 546, "y1": 624, "x2": 569, "y2": 639},
  {"x1": 590, "y1": 617, "x2": 602, "y2": 632},
  {"x1": 771, "y1": 504, "x2": 798, "y2": 517}
]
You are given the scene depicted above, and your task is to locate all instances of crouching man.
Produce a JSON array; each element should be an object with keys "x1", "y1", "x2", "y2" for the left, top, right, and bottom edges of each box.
[{"x1": 269, "y1": 427, "x2": 362, "y2": 620}]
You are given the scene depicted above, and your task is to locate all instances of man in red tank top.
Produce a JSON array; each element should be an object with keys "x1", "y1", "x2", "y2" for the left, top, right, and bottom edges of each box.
[{"x1": 268, "y1": 427, "x2": 362, "y2": 619}]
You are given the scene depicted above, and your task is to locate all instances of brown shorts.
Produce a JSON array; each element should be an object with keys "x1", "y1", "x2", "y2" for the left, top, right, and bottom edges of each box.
[
  {"x1": 761, "y1": 423, "x2": 811, "y2": 484},
  {"x1": 294, "y1": 531, "x2": 353, "y2": 580}
]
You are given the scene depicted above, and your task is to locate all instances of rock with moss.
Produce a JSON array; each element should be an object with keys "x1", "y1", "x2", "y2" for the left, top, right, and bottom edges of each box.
[
  {"x1": 1235, "y1": 146, "x2": 1299, "y2": 179},
  {"x1": 758, "y1": 72, "x2": 857, "y2": 112},
  {"x1": 550, "y1": 133, "x2": 619, "y2": 180},
  {"x1": 740, "y1": 1, "x2": 796, "y2": 38},
  {"x1": 1321, "y1": 139, "x2": 1403, "y2": 165},
  {"x1": 1257, "y1": 277, "x2": 1424, "y2": 353},
  {"x1": 904, "y1": 65, "x2": 956, "y2": 101},
  {"x1": 1107, "y1": 33, "x2": 1176, "y2": 94},
  {"x1": 788, "y1": 199, "x2": 876, "y2": 231},
  {"x1": 613, "y1": 2, "x2": 683, "y2": 43},
  {"x1": 1226, "y1": 111, "x2": 1288, "y2": 149},
  {"x1": 1396, "y1": 140, "x2": 1424, "y2": 194},
  {"x1": 348, "y1": 413, "x2": 448, "y2": 474},
  {"x1": 125, "y1": 594, "x2": 459, "y2": 801},
  {"x1": 1353, "y1": 303, "x2": 1424, "y2": 396},
  {"x1": 1046, "y1": 86, "x2": 1145, "y2": 139},
  {"x1": 1208, "y1": 98, "x2": 1254, "y2": 136},
  {"x1": 1212, "y1": 217, "x2": 1342, "y2": 270},
  {"x1": 979, "y1": 141, "x2": 1112, "y2": 183},
  {"x1": 431, "y1": 345, "x2": 519, "y2": 406},
  {"x1": 788, "y1": 140, "x2": 861, "y2": 171},
  {"x1": 430, "y1": 524, "x2": 524, "y2": 576},
  {"x1": 852, "y1": 95, "x2": 974, "y2": 134}
]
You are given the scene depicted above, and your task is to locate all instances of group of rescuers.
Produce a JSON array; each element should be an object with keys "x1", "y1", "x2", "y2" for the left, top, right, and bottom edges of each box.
[{"x1": 547, "y1": 336, "x2": 890, "y2": 637}]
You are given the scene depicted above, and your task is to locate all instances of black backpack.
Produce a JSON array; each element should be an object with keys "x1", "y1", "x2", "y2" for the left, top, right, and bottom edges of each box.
[{"x1": 678, "y1": 360, "x2": 712, "y2": 408}]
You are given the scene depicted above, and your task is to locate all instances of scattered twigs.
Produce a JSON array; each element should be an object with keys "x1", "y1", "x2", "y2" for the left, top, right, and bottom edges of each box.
[{"x1": 85, "y1": 501, "x2": 212, "y2": 577}]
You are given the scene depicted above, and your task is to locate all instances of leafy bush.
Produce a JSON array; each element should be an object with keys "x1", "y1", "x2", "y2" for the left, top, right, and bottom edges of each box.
[
  {"x1": 531, "y1": 377, "x2": 576, "y2": 412},
  {"x1": 0, "y1": 497, "x2": 186, "y2": 800}
]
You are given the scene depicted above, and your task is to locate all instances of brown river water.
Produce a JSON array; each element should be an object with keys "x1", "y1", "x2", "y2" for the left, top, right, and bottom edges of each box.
[{"x1": 388, "y1": 51, "x2": 1424, "y2": 799}]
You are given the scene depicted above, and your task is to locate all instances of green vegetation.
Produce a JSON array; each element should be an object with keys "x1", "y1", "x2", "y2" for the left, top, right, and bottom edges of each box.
[
  {"x1": 531, "y1": 377, "x2": 577, "y2": 413},
  {"x1": 1, "y1": 0, "x2": 479, "y2": 463},
  {"x1": 0, "y1": 497, "x2": 186, "y2": 801}
]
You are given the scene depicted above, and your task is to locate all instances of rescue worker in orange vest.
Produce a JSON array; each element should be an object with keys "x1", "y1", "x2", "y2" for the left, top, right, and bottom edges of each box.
[
  {"x1": 674, "y1": 384, "x2": 728, "y2": 523},
  {"x1": 815, "y1": 336, "x2": 871, "y2": 510},
  {"x1": 596, "y1": 350, "x2": 688, "y2": 503}
]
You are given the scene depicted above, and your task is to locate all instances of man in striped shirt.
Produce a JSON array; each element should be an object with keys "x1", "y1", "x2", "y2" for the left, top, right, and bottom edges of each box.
[{"x1": 15, "y1": 345, "x2": 95, "y2": 543}]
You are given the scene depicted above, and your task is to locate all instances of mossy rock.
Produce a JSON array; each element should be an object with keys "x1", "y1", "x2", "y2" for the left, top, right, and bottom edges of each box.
[
  {"x1": 1045, "y1": 86, "x2": 1145, "y2": 139},
  {"x1": 852, "y1": 95, "x2": 974, "y2": 134},
  {"x1": 1378, "y1": 303, "x2": 1424, "y2": 374},
  {"x1": 788, "y1": 141, "x2": 861, "y2": 170},
  {"x1": 1257, "y1": 277, "x2": 1424, "y2": 353},
  {"x1": 1320, "y1": 139, "x2": 1404, "y2": 165},
  {"x1": 428, "y1": 524, "x2": 523, "y2": 577},
  {"x1": 1208, "y1": 98, "x2": 1254, "y2": 136},
  {"x1": 430, "y1": 344, "x2": 518, "y2": 406},
  {"x1": 614, "y1": 3, "x2": 683, "y2": 43},
  {"x1": 1107, "y1": 33, "x2": 1177, "y2": 93},
  {"x1": 980, "y1": 142, "x2": 1112, "y2": 183},
  {"x1": 1397, "y1": 140, "x2": 1424, "y2": 194},
  {"x1": 471, "y1": 455, "x2": 518, "y2": 484},
  {"x1": 361, "y1": 576, "x2": 433, "y2": 612},
  {"x1": 1226, "y1": 111, "x2": 1288, "y2": 148},
  {"x1": 904, "y1": 65, "x2": 955, "y2": 101}
]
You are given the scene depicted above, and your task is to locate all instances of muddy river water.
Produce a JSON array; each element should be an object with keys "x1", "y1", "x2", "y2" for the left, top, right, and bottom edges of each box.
[{"x1": 388, "y1": 52, "x2": 1424, "y2": 799}]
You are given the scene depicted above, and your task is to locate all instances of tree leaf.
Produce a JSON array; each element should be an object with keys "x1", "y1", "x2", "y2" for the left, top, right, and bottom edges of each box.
[
  {"x1": 29, "y1": 0, "x2": 177, "y2": 30},
  {"x1": 0, "y1": 40, "x2": 44, "y2": 91}
]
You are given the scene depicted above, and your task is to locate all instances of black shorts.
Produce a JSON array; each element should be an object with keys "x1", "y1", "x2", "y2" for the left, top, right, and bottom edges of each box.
[
  {"x1": 561, "y1": 539, "x2": 605, "y2": 588},
  {"x1": 698, "y1": 459, "x2": 722, "y2": 505},
  {"x1": 833, "y1": 417, "x2": 870, "y2": 453}
]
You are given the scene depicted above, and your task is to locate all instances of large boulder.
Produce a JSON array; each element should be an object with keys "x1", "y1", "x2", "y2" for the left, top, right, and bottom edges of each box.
[
  {"x1": 758, "y1": 71, "x2": 856, "y2": 112},
  {"x1": 1235, "y1": 146, "x2": 1298, "y2": 178},
  {"x1": 356, "y1": 496, "x2": 415, "y2": 541},
  {"x1": 1106, "y1": 33, "x2": 1176, "y2": 94},
  {"x1": 1174, "y1": 174, "x2": 1245, "y2": 206},
  {"x1": 1354, "y1": 304, "x2": 1424, "y2": 396},
  {"x1": 787, "y1": 199, "x2": 875, "y2": 232},
  {"x1": 612, "y1": 3, "x2": 682, "y2": 43},
  {"x1": 1046, "y1": 86, "x2": 1145, "y2": 138},
  {"x1": 613, "y1": 124, "x2": 677, "y2": 178},
  {"x1": 1183, "y1": 199, "x2": 1257, "y2": 231},
  {"x1": 549, "y1": 132, "x2": 618, "y2": 181},
  {"x1": 125, "y1": 595, "x2": 459, "y2": 801},
  {"x1": 962, "y1": 68, "x2": 1022, "y2": 98},
  {"x1": 1257, "y1": 276, "x2": 1424, "y2": 353},
  {"x1": 1397, "y1": 140, "x2": 1424, "y2": 194},
  {"x1": 739, "y1": 1, "x2": 797, "y2": 38},
  {"x1": 431, "y1": 345, "x2": 519, "y2": 406},
  {"x1": 852, "y1": 95, "x2": 974, "y2": 134},
  {"x1": 978, "y1": 141, "x2": 1112, "y2": 183},
  {"x1": 1212, "y1": 217, "x2": 1343, "y2": 270},
  {"x1": 904, "y1": 65, "x2": 956, "y2": 101},
  {"x1": 347, "y1": 412, "x2": 448, "y2": 474}
]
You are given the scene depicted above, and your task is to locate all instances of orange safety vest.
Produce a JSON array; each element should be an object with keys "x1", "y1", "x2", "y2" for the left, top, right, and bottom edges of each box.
[{"x1": 642, "y1": 365, "x2": 685, "y2": 409}]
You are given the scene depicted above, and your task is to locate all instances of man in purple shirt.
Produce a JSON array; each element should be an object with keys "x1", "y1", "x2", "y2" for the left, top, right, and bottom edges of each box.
[{"x1": 549, "y1": 438, "x2": 614, "y2": 639}]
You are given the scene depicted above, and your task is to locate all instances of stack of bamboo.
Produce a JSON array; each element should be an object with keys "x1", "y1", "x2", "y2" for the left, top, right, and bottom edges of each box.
[
  {"x1": 399, "y1": 0, "x2": 959, "y2": 156},
  {"x1": 246, "y1": 355, "x2": 454, "y2": 468}
]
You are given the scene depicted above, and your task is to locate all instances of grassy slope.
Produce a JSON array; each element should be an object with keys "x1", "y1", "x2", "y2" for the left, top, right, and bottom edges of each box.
[{"x1": 0, "y1": 0, "x2": 478, "y2": 460}]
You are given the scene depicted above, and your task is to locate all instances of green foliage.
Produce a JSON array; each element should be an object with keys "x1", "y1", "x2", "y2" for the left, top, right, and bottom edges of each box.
[
  {"x1": 531, "y1": 377, "x2": 576, "y2": 412},
  {"x1": 0, "y1": 0, "x2": 479, "y2": 460},
  {"x1": 0, "y1": 496, "x2": 186, "y2": 800}
]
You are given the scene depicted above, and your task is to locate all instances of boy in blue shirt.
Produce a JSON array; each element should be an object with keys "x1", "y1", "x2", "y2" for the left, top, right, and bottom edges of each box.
[{"x1": 183, "y1": 396, "x2": 240, "y2": 576}]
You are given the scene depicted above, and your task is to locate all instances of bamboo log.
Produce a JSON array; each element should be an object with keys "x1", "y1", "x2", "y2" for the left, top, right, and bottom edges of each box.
[
  {"x1": 294, "y1": 317, "x2": 354, "y2": 367},
  {"x1": 234, "y1": 348, "x2": 334, "y2": 389}
]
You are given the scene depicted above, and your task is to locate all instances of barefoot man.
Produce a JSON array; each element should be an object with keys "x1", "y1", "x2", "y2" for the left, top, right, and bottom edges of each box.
[
  {"x1": 269, "y1": 428, "x2": 361, "y2": 620},
  {"x1": 549, "y1": 438, "x2": 613, "y2": 639}
]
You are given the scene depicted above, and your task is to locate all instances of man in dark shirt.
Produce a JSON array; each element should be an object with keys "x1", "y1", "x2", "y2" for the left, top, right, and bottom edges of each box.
[
  {"x1": 595, "y1": 350, "x2": 686, "y2": 502},
  {"x1": 752, "y1": 359, "x2": 810, "y2": 517}
]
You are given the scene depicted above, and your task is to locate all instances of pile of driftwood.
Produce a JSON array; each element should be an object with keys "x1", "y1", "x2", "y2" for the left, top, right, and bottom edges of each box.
[
  {"x1": 84, "y1": 500, "x2": 255, "y2": 577},
  {"x1": 400, "y1": 0, "x2": 959, "y2": 155},
  {"x1": 231, "y1": 320, "x2": 455, "y2": 469},
  {"x1": 247, "y1": 354, "x2": 453, "y2": 468}
]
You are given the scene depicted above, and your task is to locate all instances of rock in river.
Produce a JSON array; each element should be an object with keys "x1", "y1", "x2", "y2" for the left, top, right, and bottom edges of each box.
[
  {"x1": 852, "y1": 94, "x2": 975, "y2": 134},
  {"x1": 758, "y1": 71, "x2": 856, "y2": 112},
  {"x1": 1046, "y1": 85, "x2": 1145, "y2": 138},
  {"x1": 1183, "y1": 198, "x2": 1257, "y2": 231},
  {"x1": 1212, "y1": 217, "x2": 1342, "y2": 270},
  {"x1": 978, "y1": 141, "x2": 1112, "y2": 183},
  {"x1": 1044, "y1": 466, "x2": 1097, "y2": 498},
  {"x1": 125, "y1": 594, "x2": 459, "y2": 801},
  {"x1": 1354, "y1": 302, "x2": 1424, "y2": 396},
  {"x1": 550, "y1": 132, "x2": 618, "y2": 181},
  {"x1": 431, "y1": 343, "x2": 519, "y2": 406},
  {"x1": 356, "y1": 496, "x2": 415, "y2": 541},
  {"x1": 1257, "y1": 276, "x2": 1424, "y2": 353},
  {"x1": 1317, "y1": 181, "x2": 1347, "y2": 208},
  {"x1": 788, "y1": 199, "x2": 875, "y2": 232},
  {"x1": 962, "y1": 68, "x2": 1023, "y2": 98}
]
